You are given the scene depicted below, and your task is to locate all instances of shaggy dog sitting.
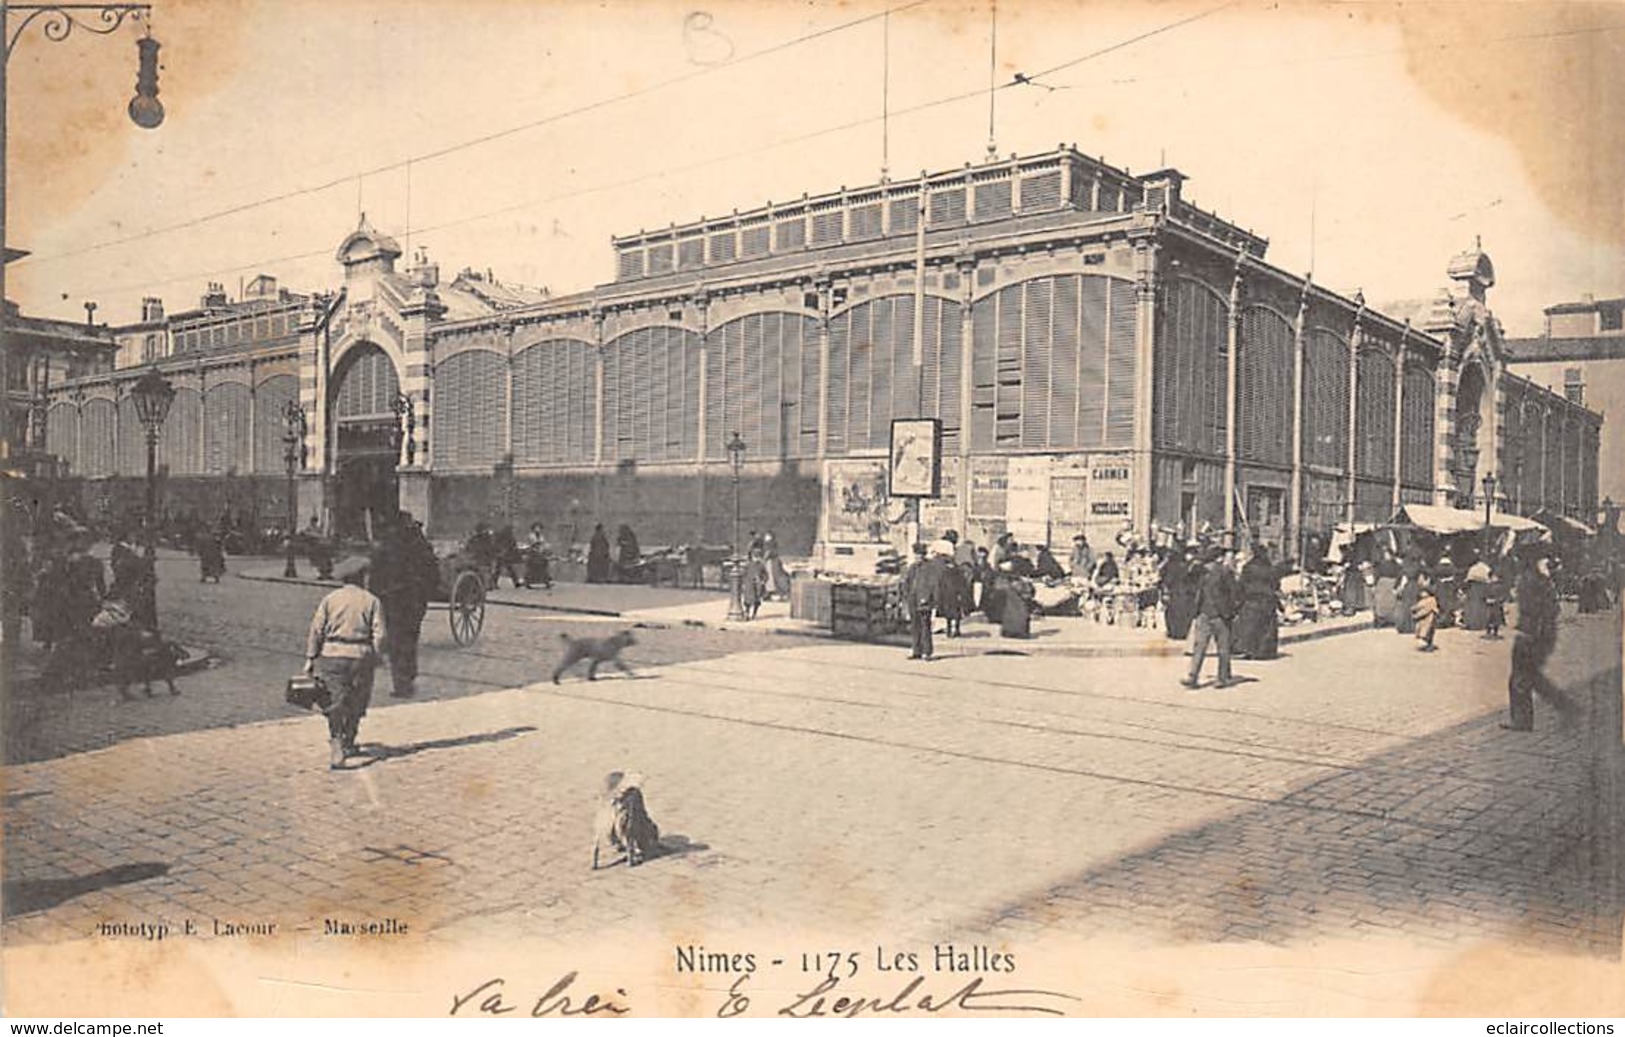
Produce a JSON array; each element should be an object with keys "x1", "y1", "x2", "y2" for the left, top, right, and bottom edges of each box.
[
  {"x1": 552, "y1": 629, "x2": 635, "y2": 683},
  {"x1": 592, "y1": 771, "x2": 661, "y2": 869}
]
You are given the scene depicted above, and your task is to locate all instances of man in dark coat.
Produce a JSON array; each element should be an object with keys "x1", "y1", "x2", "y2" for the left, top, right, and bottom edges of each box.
[
  {"x1": 1504, "y1": 553, "x2": 1577, "y2": 731},
  {"x1": 492, "y1": 525, "x2": 524, "y2": 589},
  {"x1": 901, "y1": 544, "x2": 950, "y2": 661},
  {"x1": 370, "y1": 513, "x2": 440, "y2": 699},
  {"x1": 1182, "y1": 548, "x2": 1239, "y2": 689}
]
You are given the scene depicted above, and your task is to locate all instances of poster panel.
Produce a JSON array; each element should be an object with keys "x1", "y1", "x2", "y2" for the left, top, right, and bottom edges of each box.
[
  {"x1": 919, "y1": 454, "x2": 962, "y2": 539},
  {"x1": 1084, "y1": 456, "x2": 1134, "y2": 545},
  {"x1": 887, "y1": 417, "x2": 942, "y2": 498},
  {"x1": 1006, "y1": 455, "x2": 1052, "y2": 545},
  {"x1": 967, "y1": 454, "x2": 1009, "y2": 520},
  {"x1": 822, "y1": 457, "x2": 889, "y2": 543}
]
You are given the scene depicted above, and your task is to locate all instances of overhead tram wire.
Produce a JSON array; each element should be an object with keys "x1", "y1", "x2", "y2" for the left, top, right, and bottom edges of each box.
[
  {"x1": 21, "y1": 0, "x2": 938, "y2": 269},
  {"x1": 1033, "y1": 17, "x2": 1625, "y2": 92},
  {"x1": 35, "y1": 4, "x2": 1625, "y2": 288},
  {"x1": 72, "y1": 2, "x2": 1259, "y2": 299}
]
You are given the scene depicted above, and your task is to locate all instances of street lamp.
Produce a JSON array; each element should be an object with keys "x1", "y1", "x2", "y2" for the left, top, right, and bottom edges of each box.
[
  {"x1": 1481, "y1": 472, "x2": 1497, "y2": 529},
  {"x1": 129, "y1": 366, "x2": 172, "y2": 632},
  {"x1": 724, "y1": 430, "x2": 747, "y2": 622},
  {"x1": 130, "y1": 366, "x2": 173, "y2": 550},
  {"x1": 1, "y1": 2, "x2": 163, "y2": 662},
  {"x1": 1, "y1": 4, "x2": 163, "y2": 452},
  {"x1": 282, "y1": 400, "x2": 307, "y2": 577}
]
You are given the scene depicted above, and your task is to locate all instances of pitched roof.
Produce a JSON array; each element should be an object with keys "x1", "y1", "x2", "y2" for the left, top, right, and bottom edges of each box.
[
  {"x1": 1545, "y1": 297, "x2": 1625, "y2": 315},
  {"x1": 1503, "y1": 336, "x2": 1625, "y2": 363}
]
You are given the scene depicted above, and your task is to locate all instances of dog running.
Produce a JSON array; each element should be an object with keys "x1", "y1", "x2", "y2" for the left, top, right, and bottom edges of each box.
[{"x1": 551, "y1": 629, "x2": 636, "y2": 683}]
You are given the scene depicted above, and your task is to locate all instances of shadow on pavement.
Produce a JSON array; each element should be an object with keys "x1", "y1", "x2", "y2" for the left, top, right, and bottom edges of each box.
[
  {"x1": 359, "y1": 725, "x2": 538, "y2": 764},
  {"x1": 970, "y1": 652, "x2": 1625, "y2": 956},
  {"x1": 2, "y1": 862, "x2": 171, "y2": 918}
]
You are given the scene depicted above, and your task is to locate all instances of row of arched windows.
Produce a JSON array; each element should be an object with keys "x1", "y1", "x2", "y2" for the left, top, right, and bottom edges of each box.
[
  {"x1": 1154, "y1": 277, "x2": 1435, "y2": 486},
  {"x1": 43, "y1": 374, "x2": 298, "y2": 478},
  {"x1": 429, "y1": 275, "x2": 1143, "y2": 471}
]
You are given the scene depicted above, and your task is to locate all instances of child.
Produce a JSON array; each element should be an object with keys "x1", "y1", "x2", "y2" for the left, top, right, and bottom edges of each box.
[{"x1": 1413, "y1": 576, "x2": 1440, "y2": 652}]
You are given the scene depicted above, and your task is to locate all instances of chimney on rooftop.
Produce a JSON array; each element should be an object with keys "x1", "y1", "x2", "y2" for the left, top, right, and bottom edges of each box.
[{"x1": 141, "y1": 296, "x2": 164, "y2": 322}]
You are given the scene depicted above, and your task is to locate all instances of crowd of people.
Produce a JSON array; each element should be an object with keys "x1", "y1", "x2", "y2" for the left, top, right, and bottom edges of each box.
[
  {"x1": 11, "y1": 503, "x2": 171, "y2": 699},
  {"x1": 893, "y1": 521, "x2": 1622, "y2": 706}
]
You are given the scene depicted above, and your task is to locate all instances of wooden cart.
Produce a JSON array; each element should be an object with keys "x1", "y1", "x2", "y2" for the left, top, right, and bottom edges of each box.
[{"x1": 431, "y1": 549, "x2": 489, "y2": 647}]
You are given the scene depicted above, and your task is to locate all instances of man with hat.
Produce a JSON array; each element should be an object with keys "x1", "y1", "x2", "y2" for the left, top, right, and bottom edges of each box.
[
  {"x1": 305, "y1": 556, "x2": 388, "y2": 769},
  {"x1": 901, "y1": 542, "x2": 950, "y2": 661},
  {"x1": 1504, "y1": 548, "x2": 1577, "y2": 731},
  {"x1": 1182, "y1": 545, "x2": 1239, "y2": 690},
  {"x1": 370, "y1": 511, "x2": 439, "y2": 699}
]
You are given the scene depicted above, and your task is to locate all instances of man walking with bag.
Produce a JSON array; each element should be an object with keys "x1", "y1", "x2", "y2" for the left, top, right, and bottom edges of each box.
[
  {"x1": 1182, "y1": 546, "x2": 1240, "y2": 690},
  {"x1": 305, "y1": 557, "x2": 388, "y2": 769}
]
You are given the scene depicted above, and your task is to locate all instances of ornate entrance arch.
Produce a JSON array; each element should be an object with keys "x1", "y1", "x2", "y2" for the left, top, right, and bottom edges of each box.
[
  {"x1": 1453, "y1": 360, "x2": 1491, "y2": 505},
  {"x1": 329, "y1": 342, "x2": 402, "y2": 538}
]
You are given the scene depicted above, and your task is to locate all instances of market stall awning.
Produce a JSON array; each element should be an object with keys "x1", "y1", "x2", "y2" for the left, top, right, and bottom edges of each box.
[
  {"x1": 1531, "y1": 510, "x2": 1597, "y2": 537},
  {"x1": 1387, "y1": 504, "x2": 1546, "y2": 534}
]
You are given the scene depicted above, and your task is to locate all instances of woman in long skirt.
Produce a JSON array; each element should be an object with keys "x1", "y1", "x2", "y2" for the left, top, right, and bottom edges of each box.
[
  {"x1": 1340, "y1": 560, "x2": 1370, "y2": 615},
  {"x1": 1160, "y1": 548, "x2": 1197, "y2": 640},
  {"x1": 1461, "y1": 558, "x2": 1491, "y2": 629},
  {"x1": 1371, "y1": 551, "x2": 1400, "y2": 628},
  {"x1": 1395, "y1": 550, "x2": 1422, "y2": 635},
  {"x1": 935, "y1": 547, "x2": 968, "y2": 637},
  {"x1": 763, "y1": 531, "x2": 791, "y2": 601},
  {"x1": 1235, "y1": 545, "x2": 1282, "y2": 660},
  {"x1": 587, "y1": 523, "x2": 612, "y2": 584}
]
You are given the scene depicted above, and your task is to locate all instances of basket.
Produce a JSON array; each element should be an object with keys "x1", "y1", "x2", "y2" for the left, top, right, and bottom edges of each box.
[{"x1": 285, "y1": 674, "x2": 331, "y2": 711}]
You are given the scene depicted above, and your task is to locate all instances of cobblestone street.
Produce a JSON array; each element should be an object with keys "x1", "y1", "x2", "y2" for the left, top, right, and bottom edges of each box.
[{"x1": 4, "y1": 558, "x2": 1620, "y2": 1014}]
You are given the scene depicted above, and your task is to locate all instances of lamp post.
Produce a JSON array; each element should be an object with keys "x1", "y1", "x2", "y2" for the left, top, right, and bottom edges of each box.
[
  {"x1": 724, "y1": 430, "x2": 747, "y2": 622},
  {"x1": 1, "y1": 2, "x2": 162, "y2": 658},
  {"x1": 282, "y1": 401, "x2": 306, "y2": 577},
  {"x1": 130, "y1": 366, "x2": 172, "y2": 551},
  {"x1": 2, "y1": 4, "x2": 162, "y2": 457},
  {"x1": 129, "y1": 366, "x2": 172, "y2": 632},
  {"x1": 1482, "y1": 473, "x2": 1497, "y2": 529}
]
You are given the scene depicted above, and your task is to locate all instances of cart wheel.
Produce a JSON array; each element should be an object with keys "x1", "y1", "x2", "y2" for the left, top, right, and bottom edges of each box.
[{"x1": 449, "y1": 570, "x2": 486, "y2": 646}]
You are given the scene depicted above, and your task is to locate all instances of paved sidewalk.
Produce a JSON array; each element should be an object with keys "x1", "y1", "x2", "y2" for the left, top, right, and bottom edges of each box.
[
  {"x1": 240, "y1": 561, "x2": 1371, "y2": 657},
  {"x1": 4, "y1": 612, "x2": 1618, "y2": 964}
]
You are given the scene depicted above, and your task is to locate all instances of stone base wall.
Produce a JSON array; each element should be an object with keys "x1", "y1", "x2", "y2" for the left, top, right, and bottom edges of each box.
[
  {"x1": 53, "y1": 475, "x2": 295, "y2": 533},
  {"x1": 429, "y1": 462, "x2": 822, "y2": 553}
]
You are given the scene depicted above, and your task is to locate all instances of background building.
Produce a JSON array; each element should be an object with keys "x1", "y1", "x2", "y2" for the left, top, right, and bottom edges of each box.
[
  {"x1": 43, "y1": 147, "x2": 1603, "y2": 557},
  {"x1": 1504, "y1": 295, "x2": 1625, "y2": 511},
  {"x1": 3, "y1": 300, "x2": 117, "y2": 474}
]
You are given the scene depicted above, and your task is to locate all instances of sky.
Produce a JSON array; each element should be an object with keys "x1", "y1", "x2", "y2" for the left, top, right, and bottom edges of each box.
[{"x1": 6, "y1": 0, "x2": 1624, "y2": 338}]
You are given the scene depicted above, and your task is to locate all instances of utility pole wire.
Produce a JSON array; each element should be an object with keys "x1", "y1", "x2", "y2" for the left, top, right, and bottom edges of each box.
[{"x1": 22, "y1": 0, "x2": 938, "y2": 268}]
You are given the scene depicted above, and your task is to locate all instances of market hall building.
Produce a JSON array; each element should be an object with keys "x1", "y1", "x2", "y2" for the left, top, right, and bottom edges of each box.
[{"x1": 42, "y1": 146, "x2": 1601, "y2": 560}]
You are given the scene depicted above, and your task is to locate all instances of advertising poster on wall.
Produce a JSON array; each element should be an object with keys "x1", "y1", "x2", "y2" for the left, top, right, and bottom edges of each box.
[
  {"x1": 919, "y1": 455, "x2": 962, "y2": 539},
  {"x1": 1006, "y1": 455, "x2": 1052, "y2": 545},
  {"x1": 822, "y1": 457, "x2": 889, "y2": 543},
  {"x1": 1085, "y1": 456, "x2": 1134, "y2": 544},
  {"x1": 1048, "y1": 456, "x2": 1092, "y2": 546},
  {"x1": 967, "y1": 455, "x2": 1009, "y2": 521},
  {"x1": 887, "y1": 417, "x2": 942, "y2": 498}
]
